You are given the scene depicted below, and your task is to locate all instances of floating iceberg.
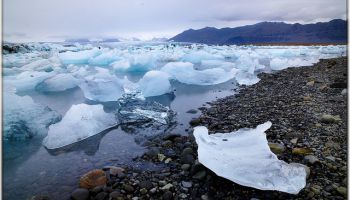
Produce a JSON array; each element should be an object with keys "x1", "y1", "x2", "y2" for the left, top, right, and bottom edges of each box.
[
  {"x1": 128, "y1": 54, "x2": 156, "y2": 72},
  {"x1": 43, "y1": 104, "x2": 116, "y2": 149},
  {"x1": 6, "y1": 71, "x2": 56, "y2": 92},
  {"x1": 78, "y1": 68, "x2": 126, "y2": 102},
  {"x1": 138, "y1": 71, "x2": 172, "y2": 97},
  {"x1": 200, "y1": 60, "x2": 236, "y2": 71},
  {"x1": 36, "y1": 73, "x2": 79, "y2": 92},
  {"x1": 161, "y1": 62, "x2": 238, "y2": 85},
  {"x1": 58, "y1": 48, "x2": 101, "y2": 64},
  {"x1": 193, "y1": 122, "x2": 306, "y2": 194},
  {"x1": 21, "y1": 59, "x2": 54, "y2": 72},
  {"x1": 88, "y1": 49, "x2": 121, "y2": 66},
  {"x1": 181, "y1": 50, "x2": 224, "y2": 64},
  {"x1": 79, "y1": 78, "x2": 125, "y2": 102},
  {"x1": 4, "y1": 85, "x2": 61, "y2": 141},
  {"x1": 110, "y1": 59, "x2": 131, "y2": 72},
  {"x1": 3, "y1": 43, "x2": 347, "y2": 101}
]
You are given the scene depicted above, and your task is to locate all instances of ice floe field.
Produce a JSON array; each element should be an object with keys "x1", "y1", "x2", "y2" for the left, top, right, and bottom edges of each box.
[{"x1": 2, "y1": 42, "x2": 346, "y2": 199}]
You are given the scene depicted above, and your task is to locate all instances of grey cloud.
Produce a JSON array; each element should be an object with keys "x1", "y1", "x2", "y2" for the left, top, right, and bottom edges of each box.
[{"x1": 3, "y1": 0, "x2": 347, "y2": 42}]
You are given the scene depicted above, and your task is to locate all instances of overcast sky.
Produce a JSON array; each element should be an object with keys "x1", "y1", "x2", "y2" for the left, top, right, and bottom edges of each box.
[{"x1": 3, "y1": 0, "x2": 347, "y2": 42}]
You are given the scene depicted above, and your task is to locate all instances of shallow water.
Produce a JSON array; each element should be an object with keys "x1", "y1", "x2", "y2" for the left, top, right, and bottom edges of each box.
[{"x1": 3, "y1": 80, "x2": 236, "y2": 200}]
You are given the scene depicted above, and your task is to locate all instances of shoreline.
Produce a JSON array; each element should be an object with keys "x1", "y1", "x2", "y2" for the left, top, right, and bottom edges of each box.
[{"x1": 61, "y1": 57, "x2": 346, "y2": 200}]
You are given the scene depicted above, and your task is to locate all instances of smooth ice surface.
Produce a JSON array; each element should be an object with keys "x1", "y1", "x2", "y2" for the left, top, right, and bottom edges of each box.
[
  {"x1": 88, "y1": 49, "x2": 121, "y2": 66},
  {"x1": 36, "y1": 73, "x2": 79, "y2": 92},
  {"x1": 181, "y1": 50, "x2": 224, "y2": 64},
  {"x1": 21, "y1": 59, "x2": 54, "y2": 72},
  {"x1": 3, "y1": 85, "x2": 61, "y2": 141},
  {"x1": 59, "y1": 48, "x2": 101, "y2": 64},
  {"x1": 161, "y1": 62, "x2": 238, "y2": 85},
  {"x1": 6, "y1": 71, "x2": 56, "y2": 92},
  {"x1": 270, "y1": 57, "x2": 317, "y2": 70},
  {"x1": 43, "y1": 104, "x2": 116, "y2": 149},
  {"x1": 78, "y1": 68, "x2": 126, "y2": 102},
  {"x1": 138, "y1": 71, "x2": 172, "y2": 97},
  {"x1": 110, "y1": 59, "x2": 131, "y2": 72},
  {"x1": 193, "y1": 122, "x2": 307, "y2": 194}
]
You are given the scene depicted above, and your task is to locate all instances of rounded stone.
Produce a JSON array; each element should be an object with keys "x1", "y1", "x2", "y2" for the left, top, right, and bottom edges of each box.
[
  {"x1": 71, "y1": 188, "x2": 90, "y2": 200},
  {"x1": 91, "y1": 185, "x2": 104, "y2": 195},
  {"x1": 180, "y1": 154, "x2": 194, "y2": 164},
  {"x1": 181, "y1": 164, "x2": 191, "y2": 171},
  {"x1": 336, "y1": 186, "x2": 347, "y2": 197},
  {"x1": 161, "y1": 183, "x2": 173, "y2": 190},
  {"x1": 109, "y1": 166, "x2": 125, "y2": 176},
  {"x1": 292, "y1": 148, "x2": 313, "y2": 155},
  {"x1": 140, "y1": 188, "x2": 148, "y2": 195},
  {"x1": 268, "y1": 143, "x2": 286, "y2": 154},
  {"x1": 193, "y1": 170, "x2": 207, "y2": 180},
  {"x1": 182, "y1": 147, "x2": 194, "y2": 155},
  {"x1": 79, "y1": 169, "x2": 107, "y2": 189},
  {"x1": 109, "y1": 191, "x2": 122, "y2": 199},
  {"x1": 304, "y1": 155, "x2": 319, "y2": 164},
  {"x1": 95, "y1": 192, "x2": 108, "y2": 200},
  {"x1": 320, "y1": 114, "x2": 341, "y2": 124},
  {"x1": 162, "y1": 191, "x2": 173, "y2": 200},
  {"x1": 123, "y1": 184, "x2": 134, "y2": 193},
  {"x1": 139, "y1": 180, "x2": 153, "y2": 190}
]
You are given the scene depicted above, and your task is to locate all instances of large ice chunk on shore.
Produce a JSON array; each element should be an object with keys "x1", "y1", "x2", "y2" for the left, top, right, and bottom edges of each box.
[
  {"x1": 43, "y1": 104, "x2": 116, "y2": 149},
  {"x1": 4, "y1": 85, "x2": 61, "y2": 141},
  {"x1": 138, "y1": 71, "x2": 171, "y2": 97},
  {"x1": 235, "y1": 71, "x2": 260, "y2": 85},
  {"x1": 270, "y1": 58, "x2": 317, "y2": 71},
  {"x1": 193, "y1": 122, "x2": 306, "y2": 194},
  {"x1": 161, "y1": 62, "x2": 238, "y2": 85},
  {"x1": 58, "y1": 48, "x2": 101, "y2": 64},
  {"x1": 36, "y1": 73, "x2": 80, "y2": 92}
]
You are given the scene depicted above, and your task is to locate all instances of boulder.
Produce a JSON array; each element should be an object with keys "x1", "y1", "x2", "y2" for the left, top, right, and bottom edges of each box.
[{"x1": 79, "y1": 169, "x2": 107, "y2": 189}]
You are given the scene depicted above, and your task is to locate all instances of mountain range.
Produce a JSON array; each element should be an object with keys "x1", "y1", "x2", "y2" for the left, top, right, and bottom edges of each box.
[{"x1": 170, "y1": 19, "x2": 347, "y2": 45}]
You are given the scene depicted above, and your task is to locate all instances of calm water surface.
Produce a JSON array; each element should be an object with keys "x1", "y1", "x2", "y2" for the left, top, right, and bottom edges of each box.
[{"x1": 3, "y1": 80, "x2": 236, "y2": 200}]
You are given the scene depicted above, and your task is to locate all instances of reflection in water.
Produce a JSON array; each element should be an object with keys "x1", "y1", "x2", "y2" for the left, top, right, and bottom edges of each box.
[
  {"x1": 29, "y1": 87, "x2": 86, "y2": 115},
  {"x1": 3, "y1": 138, "x2": 44, "y2": 176},
  {"x1": 46, "y1": 125, "x2": 119, "y2": 156},
  {"x1": 4, "y1": 128, "x2": 146, "y2": 200},
  {"x1": 146, "y1": 92, "x2": 176, "y2": 108},
  {"x1": 84, "y1": 99, "x2": 120, "y2": 113}
]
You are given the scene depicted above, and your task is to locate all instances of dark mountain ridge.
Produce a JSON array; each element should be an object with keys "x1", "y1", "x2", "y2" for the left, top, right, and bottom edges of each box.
[{"x1": 170, "y1": 19, "x2": 348, "y2": 45}]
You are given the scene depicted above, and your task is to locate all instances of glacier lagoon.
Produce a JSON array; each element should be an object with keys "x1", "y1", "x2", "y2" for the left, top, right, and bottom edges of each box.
[{"x1": 2, "y1": 42, "x2": 346, "y2": 199}]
